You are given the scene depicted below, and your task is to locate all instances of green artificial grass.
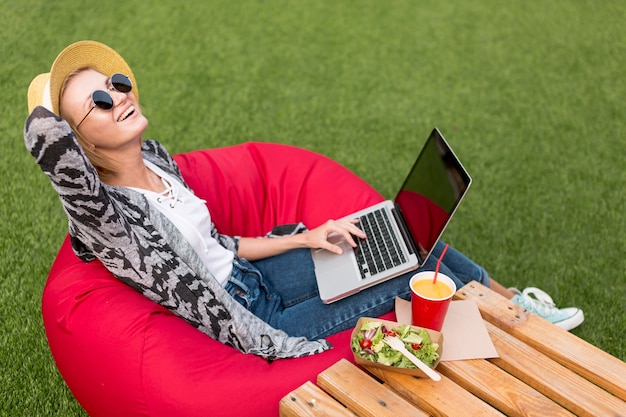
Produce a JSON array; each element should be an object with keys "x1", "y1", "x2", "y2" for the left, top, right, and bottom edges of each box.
[{"x1": 1, "y1": 0, "x2": 624, "y2": 415}]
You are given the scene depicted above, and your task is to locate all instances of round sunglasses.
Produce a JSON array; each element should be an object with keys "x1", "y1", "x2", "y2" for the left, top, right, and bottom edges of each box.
[{"x1": 76, "y1": 73, "x2": 133, "y2": 129}]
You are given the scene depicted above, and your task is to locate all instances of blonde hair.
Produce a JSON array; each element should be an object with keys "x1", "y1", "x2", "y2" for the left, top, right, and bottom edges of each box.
[{"x1": 59, "y1": 68, "x2": 119, "y2": 181}]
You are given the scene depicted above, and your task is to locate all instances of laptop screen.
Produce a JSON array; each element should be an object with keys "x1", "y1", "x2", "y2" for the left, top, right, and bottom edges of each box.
[{"x1": 394, "y1": 128, "x2": 472, "y2": 262}]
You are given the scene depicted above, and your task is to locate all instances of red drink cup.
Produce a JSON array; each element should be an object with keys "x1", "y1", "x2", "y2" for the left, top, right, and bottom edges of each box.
[{"x1": 409, "y1": 271, "x2": 456, "y2": 331}]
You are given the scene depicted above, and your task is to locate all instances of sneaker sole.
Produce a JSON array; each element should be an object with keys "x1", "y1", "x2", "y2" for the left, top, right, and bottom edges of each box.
[{"x1": 554, "y1": 309, "x2": 585, "y2": 331}]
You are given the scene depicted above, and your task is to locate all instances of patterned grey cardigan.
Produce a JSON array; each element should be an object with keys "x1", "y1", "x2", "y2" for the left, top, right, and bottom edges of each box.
[{"x1": 24, "y1": 106, "x2": 331, "y2": 360}]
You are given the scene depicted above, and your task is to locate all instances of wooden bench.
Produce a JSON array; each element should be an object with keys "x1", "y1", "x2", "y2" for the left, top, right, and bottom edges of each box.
[{"x1": 280, "y1": 281, "x2": 626, "y2": 417}]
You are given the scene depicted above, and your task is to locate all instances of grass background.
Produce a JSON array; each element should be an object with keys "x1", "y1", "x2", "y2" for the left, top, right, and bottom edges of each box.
[{"x1": 1, "y1": 0, "x2": 624, "y2": 415}]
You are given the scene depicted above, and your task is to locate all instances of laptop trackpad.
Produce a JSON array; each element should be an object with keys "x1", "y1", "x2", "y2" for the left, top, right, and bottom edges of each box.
[
  {"x1": 312, "y1": 237, "x2": 360, "y2": 302},
  {"x1": 313, "y1": 247, "x2": 355, "y2": 275}
]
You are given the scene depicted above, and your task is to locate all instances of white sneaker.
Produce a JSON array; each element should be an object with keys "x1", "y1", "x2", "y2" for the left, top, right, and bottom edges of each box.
[{"x1": 509, "y1": 287, "x2": 584, "y2": 331}]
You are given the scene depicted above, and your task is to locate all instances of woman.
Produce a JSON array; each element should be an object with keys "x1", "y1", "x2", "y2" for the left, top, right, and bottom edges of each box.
[{"x1": 25, "y1": 41, "x2": 583, "y2": 359}]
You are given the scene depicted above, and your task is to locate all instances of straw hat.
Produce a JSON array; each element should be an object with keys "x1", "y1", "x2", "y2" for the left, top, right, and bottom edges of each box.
[{"x1": 27, "y1": 40, "x2": 138, "y2": 115}]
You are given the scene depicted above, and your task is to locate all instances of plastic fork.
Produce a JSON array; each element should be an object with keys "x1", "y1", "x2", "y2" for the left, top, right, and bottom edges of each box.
[{"x1": 383, "y1": 336, "x2": 441, "y2": 381}]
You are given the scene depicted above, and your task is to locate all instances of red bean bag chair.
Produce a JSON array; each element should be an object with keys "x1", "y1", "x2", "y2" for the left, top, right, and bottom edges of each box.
[{"x1": 43, "y1": 142, "x2": 394, "y2": 417}]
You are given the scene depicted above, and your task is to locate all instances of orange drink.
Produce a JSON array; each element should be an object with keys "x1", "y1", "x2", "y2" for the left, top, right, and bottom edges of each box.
[
  {"x1": 411, "y1": 279, "x2": 453, "y2": 299},
  {"x1": 409, "y1": 272, "x2": 456, "y2": 331}
]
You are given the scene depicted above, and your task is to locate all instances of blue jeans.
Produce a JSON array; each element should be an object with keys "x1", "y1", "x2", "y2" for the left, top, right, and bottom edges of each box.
[{"x1": 225, "y1": 241, "x2": 489, "y2": 340}]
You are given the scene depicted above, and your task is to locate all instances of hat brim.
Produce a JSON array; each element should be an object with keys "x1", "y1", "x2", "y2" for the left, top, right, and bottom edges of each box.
[
  {"x1": 27, "y1": 73, "x2": 52, "y2": 114},
  {"x1": 29, "y1": 40, "x2": 138, "y2": 115}
]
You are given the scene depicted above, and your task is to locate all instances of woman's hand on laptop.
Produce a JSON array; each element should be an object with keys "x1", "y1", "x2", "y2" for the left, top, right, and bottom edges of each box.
[
  {"x1": 238, "y1": 219, "x2": 365, "y2": 260},
  {"x1": 303, "y1": 219, "x2": 366, "y2": 255}
]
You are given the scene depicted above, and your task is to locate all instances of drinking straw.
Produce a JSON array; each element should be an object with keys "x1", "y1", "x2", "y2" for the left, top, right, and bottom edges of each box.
[{"x1": 433, "y1": 243, "x2": 449, "y2": 284}]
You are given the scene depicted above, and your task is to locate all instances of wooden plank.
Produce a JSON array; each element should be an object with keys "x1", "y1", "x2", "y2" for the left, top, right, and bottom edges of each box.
[
  {"x1": 484, "y1": 321, "x2": 626, "y2": 417},
  {"x1": 438, "y1": 359, "x2": 575, "y2": 417},
  {"x1": 317, "y1": 359, "x2": 428, "y2": 417},
  {"x1": 363, "y1": 364, "x2": 506, "y2": 416},
  {"x1": 455, "y1": 281, "x2": 626, "y2": 401},
  {"x1": 279, "y1": 381, "x2": 357, "y2": 417}
]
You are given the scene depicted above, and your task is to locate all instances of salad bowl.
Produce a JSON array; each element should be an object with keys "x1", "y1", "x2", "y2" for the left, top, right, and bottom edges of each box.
[{"x1": 351, "y1": 317, "x2": 443, "y2": 378}]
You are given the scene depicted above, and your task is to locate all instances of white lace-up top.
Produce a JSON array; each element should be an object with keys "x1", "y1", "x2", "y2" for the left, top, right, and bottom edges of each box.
[{"x1": 129, "y1": 160, "x2": 234, "y2": 284}]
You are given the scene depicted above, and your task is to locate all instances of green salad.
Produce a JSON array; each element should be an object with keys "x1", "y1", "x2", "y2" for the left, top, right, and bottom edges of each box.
[{"x1": 351, "y1": 321, "x2": 440, "y2": 368}]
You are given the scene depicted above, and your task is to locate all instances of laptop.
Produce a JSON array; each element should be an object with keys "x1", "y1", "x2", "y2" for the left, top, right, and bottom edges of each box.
[{"x1": 312, "y1": 128, "x2": 472, "y2": 303}]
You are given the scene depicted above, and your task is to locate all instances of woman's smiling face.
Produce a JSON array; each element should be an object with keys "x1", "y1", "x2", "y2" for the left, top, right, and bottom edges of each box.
[{"x1": 61, "y1": 69, "x2": 148, "y2": 150}]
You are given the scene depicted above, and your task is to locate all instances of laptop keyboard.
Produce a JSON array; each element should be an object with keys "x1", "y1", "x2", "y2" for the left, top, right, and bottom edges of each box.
[{"x1": 354, "y1": 208, "x2": 406, "y2": 279}]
